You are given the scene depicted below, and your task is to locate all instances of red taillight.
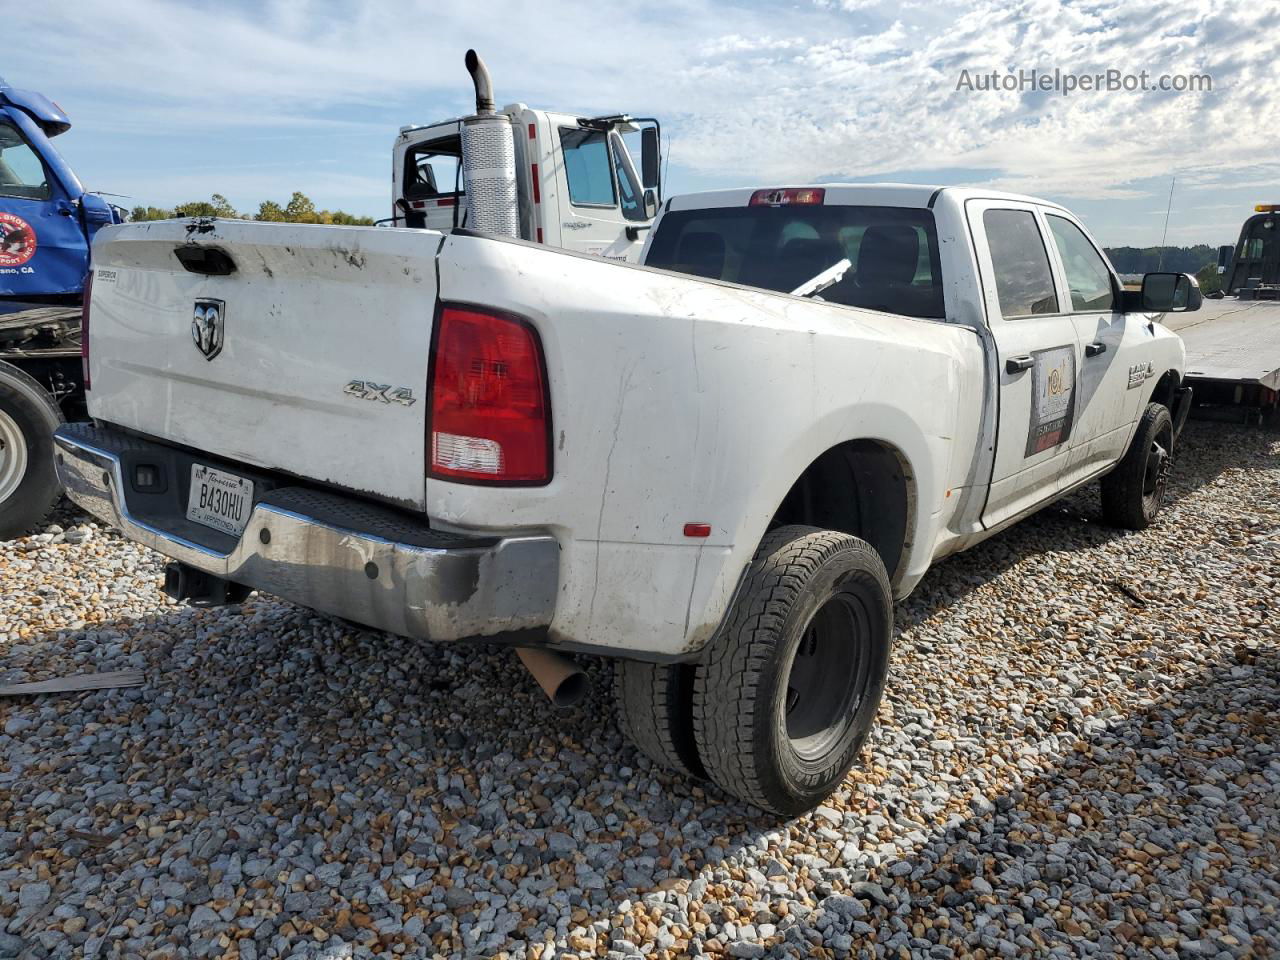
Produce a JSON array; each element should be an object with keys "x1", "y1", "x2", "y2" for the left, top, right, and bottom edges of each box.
[
  {"x1": 428, "y1": 305, "x2": 551, "y2": 485},
  {"x1": 749, "y1": 187, "x2": 826, "y2": 207},
  {"x1": 80, "y1": 270, "x2": 93, "y2": 390}
]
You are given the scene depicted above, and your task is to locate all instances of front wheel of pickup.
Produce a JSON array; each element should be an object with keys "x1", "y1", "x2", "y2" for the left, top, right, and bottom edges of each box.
[
  {"x1": 0, "y1": 360, "x2": 64, "y2": 541},
  {"x1": 1100, "y1": 402, "x2": 1173, "y2": 531},
  {"x1": 693, "y1": 525, "x2": 893, "y2": 816}
]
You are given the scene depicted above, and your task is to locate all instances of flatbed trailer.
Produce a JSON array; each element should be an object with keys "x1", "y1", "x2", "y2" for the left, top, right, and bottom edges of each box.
[{"x1": 1165, "y1": 298, "x2": 1280, "y2": 422}]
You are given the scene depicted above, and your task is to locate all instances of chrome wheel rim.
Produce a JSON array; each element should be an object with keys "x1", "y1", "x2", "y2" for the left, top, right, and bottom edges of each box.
[{"x1": 0, "y1": 408, "x2": 27, "y2": 505}]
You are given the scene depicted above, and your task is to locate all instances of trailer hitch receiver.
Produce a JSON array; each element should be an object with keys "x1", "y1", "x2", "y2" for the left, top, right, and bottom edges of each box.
[{"x1": 163, "y1": 561, "x2": 252, "y2": 607}]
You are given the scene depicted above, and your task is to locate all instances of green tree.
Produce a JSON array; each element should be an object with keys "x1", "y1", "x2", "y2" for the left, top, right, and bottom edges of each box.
[
  {"x1": 135, "y1": 192, "x2": 374, "y2": 226},
  {"x1": 1103, "y1": 245, "x2": 1217, "y2": 275},
  {"x1": 173, "y1": 193, "x2": 240, "y2": 219},
  {"x1": 284, "y1": 191, "x2": 319, "y2": 223},
  {"x1": 254, "y1": 200, "x2": 287, "y2": 222},
  {"x1": 320, "y1": 209, "x2": 376, "y2": 226},
  {"x1": 129, "y1": 205, "x2": 174, "y2": 222},
  {"x1": 1196, "y1": 262, "x2": 1223, "y2": 295}
]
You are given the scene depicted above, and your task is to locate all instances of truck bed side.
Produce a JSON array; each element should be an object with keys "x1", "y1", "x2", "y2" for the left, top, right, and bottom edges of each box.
[{"x1": 430, "y1": 233, "x2": 985, "y2": 655}]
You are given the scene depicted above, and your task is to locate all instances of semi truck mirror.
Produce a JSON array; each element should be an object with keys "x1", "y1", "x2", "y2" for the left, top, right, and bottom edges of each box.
[
  {"x1": 641, "y1": 126, "x2": 660, "y2": 194},
  {"x1": 643, "y1": 188, "x2": 659, "y2": 220},
  {"x1": 1141, "y1": 272, "x2": 1202, "y2": 313},
  {"x1": 1216, "y1": 244, "x2": 1233, "y2": 272}
]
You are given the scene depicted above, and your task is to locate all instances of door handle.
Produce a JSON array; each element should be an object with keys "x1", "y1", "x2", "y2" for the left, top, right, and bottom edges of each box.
[
  {"x1": 1006, "y1": 355, "x2": 1034, "y2": 374},
  {"x1": 1085, "y1": 342, "x2": 1107, "y2": 357}
]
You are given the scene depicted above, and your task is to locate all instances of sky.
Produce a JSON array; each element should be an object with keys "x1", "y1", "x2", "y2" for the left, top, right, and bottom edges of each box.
[{"x1": 6, "y1": 0, "x2": 1280, "y2": 247}]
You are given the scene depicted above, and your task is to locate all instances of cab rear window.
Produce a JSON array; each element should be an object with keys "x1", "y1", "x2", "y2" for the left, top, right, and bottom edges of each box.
[
  {"x1": 645, "y1": 205, "x2": 945, "y2": 319},
  {"x1": 404, "y1": 135, "x2": 462, "y2": 202}
]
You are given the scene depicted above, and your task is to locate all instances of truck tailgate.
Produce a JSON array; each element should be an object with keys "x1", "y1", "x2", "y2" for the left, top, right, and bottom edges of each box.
[{"x1": 86, "y1": 219, "x2": 441, "y2": 509}]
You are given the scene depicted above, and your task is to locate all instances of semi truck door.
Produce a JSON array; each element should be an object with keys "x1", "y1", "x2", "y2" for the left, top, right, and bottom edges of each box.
[
  {"x1": 967, "y1": 200, "x2": 1084, "y2": 529},
  {"x1": 554, "y1": 127, "x2": 644, "y2": 262},
  {"x1": 0, "y1": 112, "x2": 89, "y2": 297}
]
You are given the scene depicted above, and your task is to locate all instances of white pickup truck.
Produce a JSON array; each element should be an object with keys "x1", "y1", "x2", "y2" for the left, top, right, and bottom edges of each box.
[{"x1": 55, "y1": 183, "x2": 1197, "y2": 815}]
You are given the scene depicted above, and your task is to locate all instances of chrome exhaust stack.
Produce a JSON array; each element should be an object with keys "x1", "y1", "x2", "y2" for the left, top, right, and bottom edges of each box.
[
  {"x1": 460, "y1": 49, "x2": 519, "y2": 238},
  {"x1": 515, "y1": 647, "x2": 589, "y2": 708},
  {"x1": 465, "y1": 48, "x2": 496, "y2": 115}
]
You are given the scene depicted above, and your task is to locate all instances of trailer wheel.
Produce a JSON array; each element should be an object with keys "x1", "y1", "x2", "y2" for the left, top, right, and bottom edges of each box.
[
  {"x1": 614, "y1": 659, "x2": 705, "y2": 779},
  {"x1": 1100, "y1": 402, "x2": 1173, "y2": 531},
  {"x1": 692, "y1": 525, "x2": 893, "y2": 816},
  {"x1": 0, "y1": 360, "x2": 64, "y2": 540}
]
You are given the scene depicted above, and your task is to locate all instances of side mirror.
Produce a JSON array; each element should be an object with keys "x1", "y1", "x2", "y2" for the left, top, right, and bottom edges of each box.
[
  {"x1": 1141, "y1": 272, "x2": 1203, "y2": 313},
  {"x1": 640, "y1": 126, "x2": 661, "y2": 195},
  {"x1": 642, "y1": 187, "x2": 659, "y2": 221},
  {"x1": 1216, "y1": 243, "x2": 1233, "y2": 274}
]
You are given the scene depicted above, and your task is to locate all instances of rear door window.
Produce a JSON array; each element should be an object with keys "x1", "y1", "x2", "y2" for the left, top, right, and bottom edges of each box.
[
  {"x1": 559, "y1": 128, "x2": 616, "y2": 207},
  {"x1": 982, "y1": 209, "x2": 1059, "y2": 318},
  {"x1": 644, "y1": 204, "x2": 945, "y2": 318},
  {"x1": 0, "y1": 120, "x2": 51, "y2": 200}
]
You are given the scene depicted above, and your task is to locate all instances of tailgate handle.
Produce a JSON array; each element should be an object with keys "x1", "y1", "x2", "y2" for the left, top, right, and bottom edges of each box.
[{"x1": 173, "y1": 245, "x2": 237, "y2": 276}]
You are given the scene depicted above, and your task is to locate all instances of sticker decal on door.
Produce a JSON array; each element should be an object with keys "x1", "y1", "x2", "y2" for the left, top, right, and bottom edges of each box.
[
  {"x1": 1025, "y1": 345, "x2": 1077, "y2": 456},
  {"x1": 0, "y1": 212, "x2": 37, "y2": 268}
]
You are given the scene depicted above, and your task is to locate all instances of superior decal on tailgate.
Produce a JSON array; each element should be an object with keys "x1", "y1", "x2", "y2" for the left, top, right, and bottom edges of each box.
[{"x1": 1025, "y1": 345, "x2": 1077, "y2": 456}]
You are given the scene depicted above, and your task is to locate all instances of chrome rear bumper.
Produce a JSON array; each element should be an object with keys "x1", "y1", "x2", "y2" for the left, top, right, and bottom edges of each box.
[{"x1": 53, "y1": 422, "x2": 559, "y2": 642}]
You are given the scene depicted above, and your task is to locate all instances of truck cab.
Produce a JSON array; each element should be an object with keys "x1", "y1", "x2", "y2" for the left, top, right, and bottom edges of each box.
[
  {"x1": 392, "y1": 105, "x2": 661, "y2": 262},
  {"x1": 0, "y1": 79, "x2": 125, "y2": 302},
  {"x1": 1218, "y1": 204, "x2": 1280, "y2": 300}
]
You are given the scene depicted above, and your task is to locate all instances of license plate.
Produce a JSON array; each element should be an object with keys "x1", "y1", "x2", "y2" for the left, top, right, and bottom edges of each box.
[{"x1": 186, "y1": 464, "x2": 254, "y2": 537}]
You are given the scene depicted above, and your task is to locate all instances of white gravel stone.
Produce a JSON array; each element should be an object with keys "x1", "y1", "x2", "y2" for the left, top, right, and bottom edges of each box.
[{"x1": 0, "y1": 421, "x2": 1276, "y2": 959}]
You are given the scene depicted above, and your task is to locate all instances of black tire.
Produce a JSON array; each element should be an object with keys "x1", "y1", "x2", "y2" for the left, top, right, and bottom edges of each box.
[
  {"x1": 614, "y1": 659, "x2": 705, "y2": 779},
  {"x1": 692, "y1": 525, "x2": 893, "y2": 816},
  {"x1": 1100, "y1": 402, "x2": 1173, "y2": 531},
  {"x1": 0, "y1": 360, "x2": 64, "y2": 541}
]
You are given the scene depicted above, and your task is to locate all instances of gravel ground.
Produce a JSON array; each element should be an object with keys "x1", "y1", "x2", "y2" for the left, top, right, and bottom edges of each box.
[{"x1": 1, "y1": 418, "x2": 1277, "y2": 960}]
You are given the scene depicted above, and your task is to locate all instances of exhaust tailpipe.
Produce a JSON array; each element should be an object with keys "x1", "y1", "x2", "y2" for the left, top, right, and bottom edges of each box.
[
  {"x1": 459, "y1": 49, "x2": 520, "y2": 238},
  {"x1": 516, "y1": 647, "x2": 589, "y2": 708},
  {"x1": 465, "y1": 48, "x2": 495, "y2": 116}
]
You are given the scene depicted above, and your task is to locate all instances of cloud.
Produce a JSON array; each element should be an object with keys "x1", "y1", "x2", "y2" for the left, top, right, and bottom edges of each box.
[
  {"x1": 8, "y1": 0, "x2": 1277, "y2": 240},
  {"x1": 661, "y1": 0, "x2": 1279, "y2": 198}
]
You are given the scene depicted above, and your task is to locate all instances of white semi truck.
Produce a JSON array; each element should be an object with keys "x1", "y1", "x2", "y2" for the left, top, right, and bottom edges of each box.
[{"x1": 389, "y1": 50, "x2": 661, "y2": 262}]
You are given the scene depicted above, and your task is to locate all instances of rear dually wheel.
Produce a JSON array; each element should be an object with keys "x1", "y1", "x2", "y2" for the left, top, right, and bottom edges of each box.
[{"x1": 692, "y1": 525, "x2": 894, "y2": 816}]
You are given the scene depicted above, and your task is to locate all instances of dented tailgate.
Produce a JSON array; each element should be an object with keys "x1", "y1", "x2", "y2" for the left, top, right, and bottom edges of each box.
[{"x1": 86, "y1": 219, "x2": 442, "y2": 509}]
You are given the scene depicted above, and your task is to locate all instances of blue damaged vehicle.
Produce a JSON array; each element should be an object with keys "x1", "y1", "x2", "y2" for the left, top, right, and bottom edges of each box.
[{"x1": 0, "y1": 77, "x2": 125, "y2": 537}]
